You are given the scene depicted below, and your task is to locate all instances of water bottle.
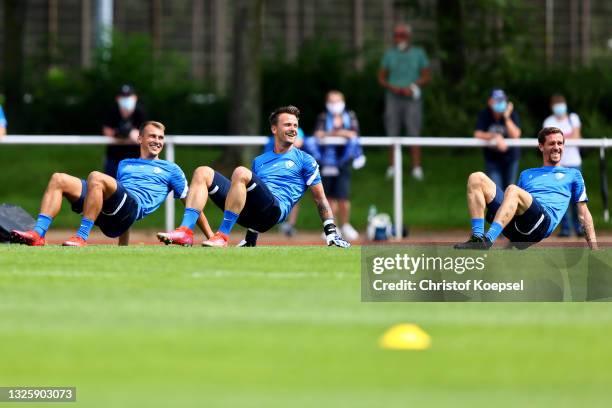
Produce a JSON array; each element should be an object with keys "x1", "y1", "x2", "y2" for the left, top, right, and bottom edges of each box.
[{"x1": 368, "y1": 205, "x2": 377, "y2": 222}]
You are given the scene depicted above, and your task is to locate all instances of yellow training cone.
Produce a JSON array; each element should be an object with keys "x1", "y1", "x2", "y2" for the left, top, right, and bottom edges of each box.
[{"x1": 379, "y1": 324, "x2": 431, "y2": 350}]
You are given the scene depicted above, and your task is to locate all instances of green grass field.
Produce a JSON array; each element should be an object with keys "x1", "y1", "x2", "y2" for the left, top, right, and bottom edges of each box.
[{"x1": 2, "y1": 246, "x2": 612, "y2": 407}]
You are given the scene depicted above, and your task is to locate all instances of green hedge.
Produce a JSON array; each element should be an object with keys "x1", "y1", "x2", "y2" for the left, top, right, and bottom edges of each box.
[{"x1": 6, "y1": 32, "x2": 611, "y2": 140}]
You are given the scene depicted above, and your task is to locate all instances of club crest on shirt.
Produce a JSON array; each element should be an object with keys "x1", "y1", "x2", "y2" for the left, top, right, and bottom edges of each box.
[
  {"x1": 285, "y1": 160, "x2": 295, "y2": 169},
  {"x1": 153, "y1": 167, "x2": 163, "y2": 174},
  {"x1": 555, "y1": 173, "x2": 565, "y2": 180}
]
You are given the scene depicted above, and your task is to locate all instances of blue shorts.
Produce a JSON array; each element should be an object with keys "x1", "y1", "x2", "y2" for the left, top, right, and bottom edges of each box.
[
  {"x1": 486, "y1": 186, "x2": 551, "y2": 249},
  {"x1": 71, "y1": 180, "x2": 139, "y2": 238},
  {"x1": 207, "y1": 171, "x2": 282, "y2": 233}
]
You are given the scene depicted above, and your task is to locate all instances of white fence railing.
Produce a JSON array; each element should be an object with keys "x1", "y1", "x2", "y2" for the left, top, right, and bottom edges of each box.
[{"x1": 2, "y1": 135, "x2": 610, "y2": 238}]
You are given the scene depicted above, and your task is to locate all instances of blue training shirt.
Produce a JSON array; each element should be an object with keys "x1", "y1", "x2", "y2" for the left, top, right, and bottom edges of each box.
[
  {"x1": 252, "y1": 147, "x2": 321, "y2": 222},
  {"x1": 0, "y1": 105, "x2": 7, "y2": 128},
  {"x1": 517, "y1": 166, "x2": 588, "y2": 237},
  {"x1": 117, "y1": 158, "x2": 188, "y2": 220}
]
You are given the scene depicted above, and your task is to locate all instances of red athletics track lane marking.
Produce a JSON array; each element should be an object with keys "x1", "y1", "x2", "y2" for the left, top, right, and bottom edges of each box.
[
  {"x1": 33, "y1": 230, "x2": 612, "y2": 247},
  {"x1": 16, "y1": 239, "x2": 610, "y2": 248}
]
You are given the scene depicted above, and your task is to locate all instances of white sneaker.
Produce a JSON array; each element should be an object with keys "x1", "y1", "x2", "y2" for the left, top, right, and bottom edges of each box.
[
  {"x1": 386, "y1": 166, "x2": 394, "y2": 179},
  {"x1": 352, "y1": 155, "x2": 366, "y2": 170},
  {"x1": 411, "y1": 166, "x2": 424, "y2": 181},
  {"x1": 341, "y1": 224, "x2": 359, "y2": 241}
]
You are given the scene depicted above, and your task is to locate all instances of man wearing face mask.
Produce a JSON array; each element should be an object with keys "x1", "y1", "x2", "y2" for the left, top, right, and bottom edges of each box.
[
  {"x1": 311, "y1": 90, "x2": 364, "y2": 241},
  {"x1": 378, "y1": 23, "x2": 431, "y2": 181},
  {"x1": 474, "y1": 89, "x2": 522, "y2": 189},
  {"x1": 102, "y1": 84, "x2": 146, "y2": 178},
  {"x1": 543, "y1": 94, "x2": 584, "y2": 237}
]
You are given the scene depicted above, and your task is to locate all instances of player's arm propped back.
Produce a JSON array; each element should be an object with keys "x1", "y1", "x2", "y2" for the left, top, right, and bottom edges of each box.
[
  {"x1": 310, "y1": 182, "x2": 350, "y2": 248},
  {"x1": 577, "y1": 202, "x2": 597, "y2": 250},
  {"x1": 571, "y1": 169, "x2": 597, "y2": 250}
]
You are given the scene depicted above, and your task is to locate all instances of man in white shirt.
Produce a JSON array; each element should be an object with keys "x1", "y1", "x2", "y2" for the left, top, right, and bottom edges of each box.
[{"x1": 543, "y1": 94, "x2": 584, "y2": 237}]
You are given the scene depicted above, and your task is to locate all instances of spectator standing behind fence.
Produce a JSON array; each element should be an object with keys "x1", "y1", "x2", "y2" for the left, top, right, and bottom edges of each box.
[
  {"x1": 0, "y1": 104, "x2": 7, "y2": 138},
  {"x1": 102, "y1": 84, "x2": 146, "y2": 178},
  {"x1": 543, "y1": 94, "x2": 584, "y2": 237},
  {"x1": 378, "y1": 23, "x2": 431, "y2": 181},
  {"x1": 310, "y1": 90, "x2": 362, "y2": 241},
  {"x1": 474, "y1": 89, "x2": 522, "y2": 189}
]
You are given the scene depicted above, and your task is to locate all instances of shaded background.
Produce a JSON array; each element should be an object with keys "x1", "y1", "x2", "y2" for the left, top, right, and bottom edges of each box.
[
  {"x1": 1, "y1": 0, "x2": 612, "y2": 137},
  {"x1": 1, "y1": 0, "x2": 612, "y2": 232}
]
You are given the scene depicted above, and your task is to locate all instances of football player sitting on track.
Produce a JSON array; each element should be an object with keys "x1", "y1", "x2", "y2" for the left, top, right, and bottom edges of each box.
[
  {"x1": 11, "y1": 121, "x2": 213, "y2": 247},
  {"x1": 454, "y1": 126, "x2": 597, "y2": 250},
  {"x1": 157, "y1": 105, "x2": 350, "y2": 248}
]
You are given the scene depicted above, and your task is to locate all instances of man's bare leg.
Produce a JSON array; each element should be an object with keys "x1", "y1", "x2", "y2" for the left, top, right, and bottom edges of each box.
[
  {"x1": 11, "y1": 173, "x2": 83, "y2": 245},
  {"x1": 466, "y1": 171, "x2": 498, "y2": 219},
  {"x1": 82, "y1": 171, "x2": 118, "y2": 220},
  {"x1": 329, "y1": 199, "x2": 339, "y2": 223},
  {"x1": 410, "y1": 146, "x2": 424, "y2": 180},
  {"x1": 187, "y1": 166, "x2": 215, "y2": 210},
  {"x1": 40, "y1": 173, "x2": 84, "y2": 216},
  {"x1": 118, "y1": 230, "x2": 130, "y2": 246},
  {"x1": 157, "y1": 166, "x2": 216, "y2": 247},
  {"x1": 455, "y1": 172, "x2": 499, "y2": 249},
  {"x1": 63, "y1": 171, "x2": 117, "y2": 246},
  {"x1": 224, "y1": 166, "x2": 251, "y2": 214},
  {"x1": 491, "y1": 185, "x2": 533, "y2": 229},
  {"x1": 338, "y1": 199, "x2": 350, "y2": 226},
  {"x1": 201, "y1": 166, "x2": 252, "y2": 247},
  {"x1": 287, "y1": 205, "x2": 299, "y2": 225},
  {"x1": 473, "y1": 184, "x2": 533, "y2": 247},
  {"x1": 411, "y1": 146, "x2": 421, "y2": 167}
]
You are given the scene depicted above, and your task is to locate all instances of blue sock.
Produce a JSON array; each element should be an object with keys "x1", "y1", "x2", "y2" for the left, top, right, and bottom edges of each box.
[
  {"x1": 485, "y1": 222, "x2": 504, "y2": 242},
  {"x1": 33, "y1": 214, "x2": 53, "y2": 237},
  {"x1": 471, "y1": 218, "x2": 485, "y2": 238},
  {"x1": 179, "y1": 207, "x2": 200, "y2": 230},
  {"x1": 218, "y1": 210, "x2": 239, "y2": 235},
  {"x1": 76, "y1": 217, "x2": 95, "y2": 241}
]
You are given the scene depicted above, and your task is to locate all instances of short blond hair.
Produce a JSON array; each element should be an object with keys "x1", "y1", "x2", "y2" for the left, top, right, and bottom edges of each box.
[{"x1": 139, "y1": 121, "x2": 165, "y2": 134}]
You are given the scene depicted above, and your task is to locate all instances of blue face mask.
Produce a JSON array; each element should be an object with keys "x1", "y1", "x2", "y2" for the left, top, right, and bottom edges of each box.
[
  {"x1": 118, "y1": 97, "x2": 136, "y2": 111},
  {"x1": 552, "y1": 103, "x2": 567, "y2": 117},
  {"x1": 492, "y1": 101, "x2": 507, "y2": 113}
]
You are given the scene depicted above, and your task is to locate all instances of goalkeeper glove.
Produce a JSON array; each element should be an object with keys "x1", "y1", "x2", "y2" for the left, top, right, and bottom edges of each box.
[{"x1": 323, "y1": 220, "x2": 351, "y2": 248}]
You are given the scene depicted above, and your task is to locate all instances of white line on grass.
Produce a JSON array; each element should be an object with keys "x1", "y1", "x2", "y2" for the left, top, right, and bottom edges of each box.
[{"x1": 190, "y1": 270, "x2": 349, "y2": 279}]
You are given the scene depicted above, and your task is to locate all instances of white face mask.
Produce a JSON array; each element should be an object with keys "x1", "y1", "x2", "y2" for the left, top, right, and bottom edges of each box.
[
  {"x1": 552, "y1": 103, "x2": 567, "y2": 117},
  {"x1": 118, "y1": 96, "x2": 136, "y2": 111},
  {"x1": 397, "y1": 41, "x2": 409, "y2": 51},
  {"x1": 326, "y1": 101, "x2": 345, "y2": 115}
]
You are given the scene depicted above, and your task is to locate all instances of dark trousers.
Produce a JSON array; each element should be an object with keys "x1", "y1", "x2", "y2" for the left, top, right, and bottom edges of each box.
[{"x1": 485, "y1": 159, "x2": 519, "y2": 190}]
